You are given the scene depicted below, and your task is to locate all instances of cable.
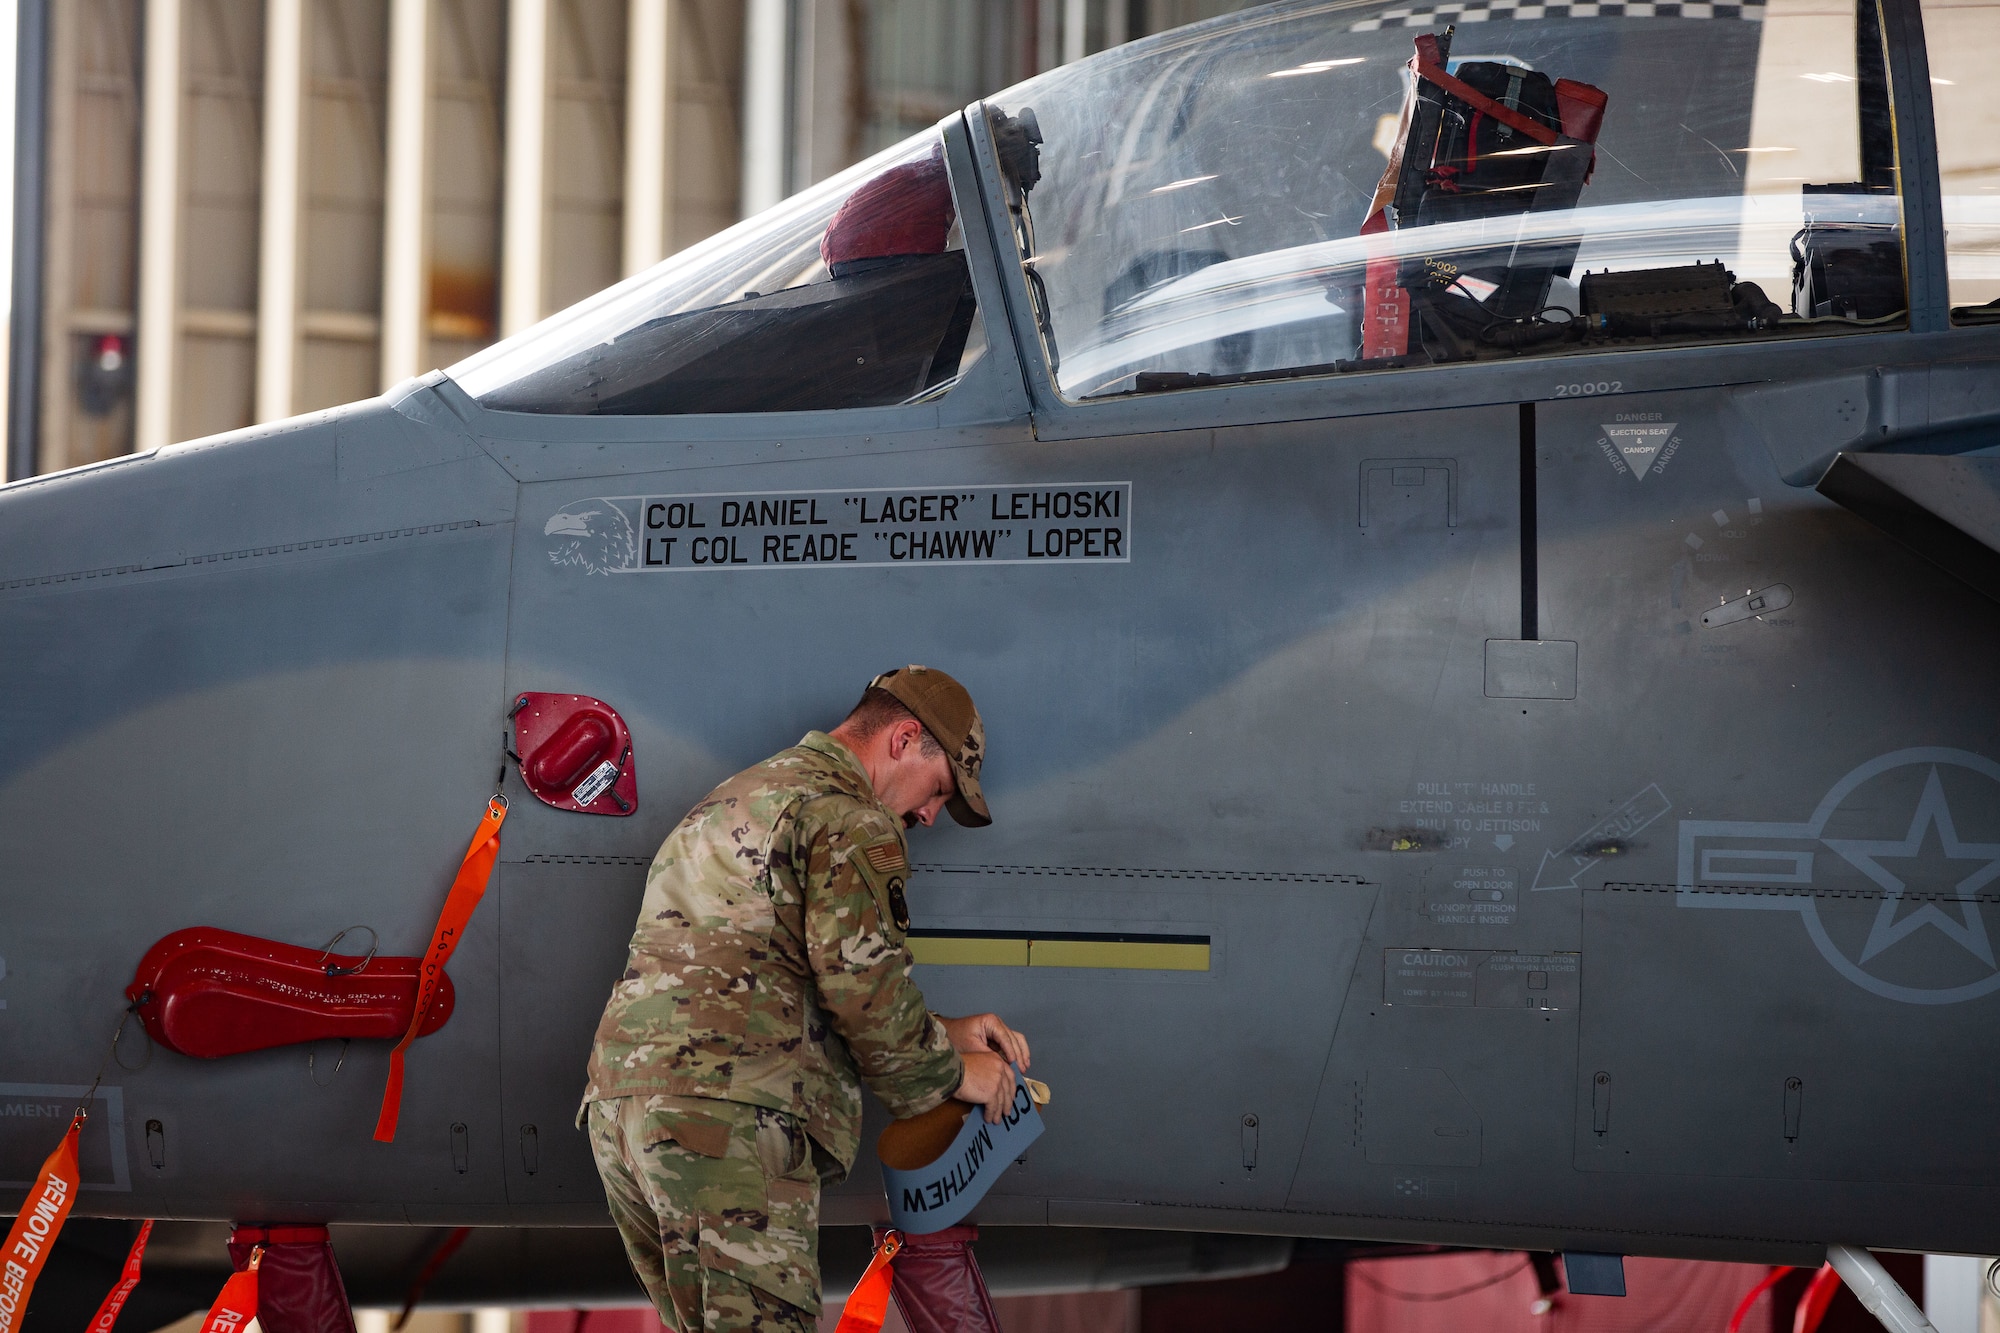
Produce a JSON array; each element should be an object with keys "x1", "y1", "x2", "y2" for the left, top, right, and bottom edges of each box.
[
  {"x1": 394, "y1": 1227, "x2": 473, "y2": 1331},
  {"x1": 74, "y1": 1003, "x2": 142, "y2": 1117},
  {"x1": 1349, "y1": 1257, "x2": 1534, "y2": 1302},
  {"x1": 1727, "y1": 1265, "x2": 1796, "y2": 1333},
  {"x1": 1782, "y1": 310, "x2": 1907, "y2": 326}
]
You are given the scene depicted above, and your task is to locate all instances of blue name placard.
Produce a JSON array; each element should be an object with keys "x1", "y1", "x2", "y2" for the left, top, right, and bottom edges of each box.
[{"x1": 881, "y1": 1079, "x2": 1043, "y2": 1234}]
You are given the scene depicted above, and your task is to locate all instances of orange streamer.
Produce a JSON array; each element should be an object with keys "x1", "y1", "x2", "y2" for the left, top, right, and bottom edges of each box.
[
  {"x1": 0, "y1": 1115, "x2": 84, "y2": 1333},
  {"x1": 200, "y1": 1247, "x2": 260, "y2": 1333},
  {"x1": 374, "y1": 796, "x2": 509, "y2": 1141},
  {"x1": 85, "y1": 1219, "x2": 154, "y2": 1333},
  {"x1": 832, "y1": 1231, "x2": 903, "y2": 1333}
]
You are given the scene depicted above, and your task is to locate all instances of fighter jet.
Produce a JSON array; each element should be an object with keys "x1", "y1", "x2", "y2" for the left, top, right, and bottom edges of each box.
[{"x1": 4, "y1": 0, "x2": 1999, "y2": 1318}]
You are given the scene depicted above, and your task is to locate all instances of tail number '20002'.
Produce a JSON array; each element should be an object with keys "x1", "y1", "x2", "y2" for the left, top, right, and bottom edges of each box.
[{"x1": 1552, "y1": 381, "x2": 1623, "y2": 397}]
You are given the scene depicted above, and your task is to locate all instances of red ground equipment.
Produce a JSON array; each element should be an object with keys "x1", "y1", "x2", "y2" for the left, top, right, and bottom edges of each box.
[
  {"x1": 510, "y1": 692, "x2": 638, "y2": 815},
  {"x1": 880, "y1": 1226, "x2": 1002, "y2": 1333},
  {"x1": 834, "y1": 1227, "x2": 1002, "y2": 1333},
  {"x1": 227, "y1": 1226, "x2": 357, "y2": 1333},
  {"x1": 128, "y1": 928, "x2": 453, "y2": 1059}
]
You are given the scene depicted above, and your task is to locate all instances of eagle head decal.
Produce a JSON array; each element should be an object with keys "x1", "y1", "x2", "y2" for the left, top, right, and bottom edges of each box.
[{"x1": 544, "y1": 501, "x2": 637, "y2": 575}]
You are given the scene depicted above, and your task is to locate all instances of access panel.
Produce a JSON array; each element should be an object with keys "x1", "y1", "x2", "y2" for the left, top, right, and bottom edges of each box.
[
  {"x1": 498, "y1": 859, "x2": 649, "y2": 1215},
  {"x1": 1575, "y1": 883, "x2": 2000, "y2": 1184}
]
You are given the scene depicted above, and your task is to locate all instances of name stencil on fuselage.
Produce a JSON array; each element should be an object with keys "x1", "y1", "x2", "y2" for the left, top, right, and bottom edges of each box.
[{"x1": 542, "y1": 483, "x2": 1131, "y2": 574}]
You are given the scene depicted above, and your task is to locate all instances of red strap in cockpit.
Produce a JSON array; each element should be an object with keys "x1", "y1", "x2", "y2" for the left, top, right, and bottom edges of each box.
[{"x1": 1412, "y1": 35, "x2": 1559, "y2": 148}]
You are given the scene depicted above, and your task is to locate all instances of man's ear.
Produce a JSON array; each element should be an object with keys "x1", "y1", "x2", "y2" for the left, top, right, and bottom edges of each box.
[{"x1": 889, "y1": 717, "x2": 924, "y2": 760}]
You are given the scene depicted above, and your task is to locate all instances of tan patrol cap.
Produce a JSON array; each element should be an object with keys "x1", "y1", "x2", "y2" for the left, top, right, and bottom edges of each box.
[{"x1": 869, "y1": 665, "x2": 990, "y2": 827}]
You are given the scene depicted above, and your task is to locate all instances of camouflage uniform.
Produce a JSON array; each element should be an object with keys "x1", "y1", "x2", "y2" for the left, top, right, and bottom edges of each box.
[{"x1": 582, "y1": 731, "x2": 963, "y2": 1332}]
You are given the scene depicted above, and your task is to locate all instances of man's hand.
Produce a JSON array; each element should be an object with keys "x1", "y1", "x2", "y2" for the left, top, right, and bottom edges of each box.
[
  {"x1": 953, "y1": 1050, "x2": 1018, "y2": 1124},
  {"x1": 940, "y1": 1012, "x2": 1030, "y2": 1070}
]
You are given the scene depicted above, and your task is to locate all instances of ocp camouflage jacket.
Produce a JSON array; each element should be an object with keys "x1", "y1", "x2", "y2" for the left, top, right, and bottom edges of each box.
[{"x1": 581, "y1": 731, "x2": 962, "y2": 1175}]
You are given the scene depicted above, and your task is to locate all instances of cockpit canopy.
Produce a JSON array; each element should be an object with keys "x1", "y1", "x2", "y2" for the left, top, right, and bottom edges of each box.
[
  {"x1": 995, "y1": 0, "x2": 1905, "y2": 399},
  {"x1": 456, "y1": 0, "x2": 1918, "y2": 415},
  {"x1": 453, "y1": 132, "x2": 983, "y2": 415}
]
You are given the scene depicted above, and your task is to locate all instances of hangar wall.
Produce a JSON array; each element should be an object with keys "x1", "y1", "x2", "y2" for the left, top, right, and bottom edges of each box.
[{"x1": 16, "y1": 0, "x2": 1253, "y2": 478}]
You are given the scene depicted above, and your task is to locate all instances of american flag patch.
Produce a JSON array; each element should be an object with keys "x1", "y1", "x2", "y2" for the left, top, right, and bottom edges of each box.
[{"x1": 863, "y1": 842, "x2": 905, "y2": 875}]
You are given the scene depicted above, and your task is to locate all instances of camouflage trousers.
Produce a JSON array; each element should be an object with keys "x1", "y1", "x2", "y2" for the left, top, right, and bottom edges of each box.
[{"x1": 586, "y1": 1095, "x2": 821, "y2": 1333}]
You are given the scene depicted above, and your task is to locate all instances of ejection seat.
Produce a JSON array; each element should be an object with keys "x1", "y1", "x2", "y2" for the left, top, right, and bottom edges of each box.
[{"x1": 1359, "y1": 26, "x2": 1608, "y2": 362}]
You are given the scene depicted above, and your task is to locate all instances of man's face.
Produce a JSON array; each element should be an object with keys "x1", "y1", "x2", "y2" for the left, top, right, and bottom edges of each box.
[{"x1": 877, "y1": 721, "x2": 957, "y2": 828}]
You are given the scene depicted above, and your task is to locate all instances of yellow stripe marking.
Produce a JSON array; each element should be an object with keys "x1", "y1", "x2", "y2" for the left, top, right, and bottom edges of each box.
[
  {"x1": 1028, "y1": 939, "x2": 1210, "y2": 971},
  {"x1": 907, "y1": 936, "x2": 1029, "y2": 967},
  {"x1": 908, "y1": 937, "x2": 1210, "y2": 971}
]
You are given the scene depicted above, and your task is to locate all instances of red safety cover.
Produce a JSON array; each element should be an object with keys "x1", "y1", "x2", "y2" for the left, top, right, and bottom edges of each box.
[
  {"x1": 878, "y1": 1225, "x2": 1002, "y2": 1333},
  {"x1": 128, "y1": 928, "x2": 454, "y2": 1059},
  {"x1": 821, "y1": 150, "x2": 955, "y2": 271},
  {"x1": 1554, "y1": 78, "x2": 1609, "y2": 144},
  {"x1": 512, "y1": 692, "x2": 638, "y2": 816},
  {"x1": 228, "y1": 1226, "x2": 358, "y2": 1333}
]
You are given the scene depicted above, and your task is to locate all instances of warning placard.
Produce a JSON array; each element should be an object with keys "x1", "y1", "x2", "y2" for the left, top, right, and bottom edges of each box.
[{"x1": 1383, "y1": 949, "x2": 1580, "y2": 1010}]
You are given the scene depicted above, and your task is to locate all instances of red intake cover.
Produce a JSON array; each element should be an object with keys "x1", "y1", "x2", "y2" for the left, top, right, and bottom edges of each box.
[
  {"x1": 512, "y1": 691, "x2": 638, "y2": 815},
  {"x1": 226, "y1": 1226, "x2": 357, "y2": 1333},
  {"x1": 879, "y1": 1225, "x2": 1003, "y2": 1333},
  {"x1": 127, "y1": 928, "x2": 454, "y2": 1059}
]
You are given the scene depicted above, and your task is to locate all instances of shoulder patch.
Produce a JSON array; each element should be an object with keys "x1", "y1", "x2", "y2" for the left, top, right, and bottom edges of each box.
[{"x1": 856, "y1": 837, "x2": 912, "y2": 933}]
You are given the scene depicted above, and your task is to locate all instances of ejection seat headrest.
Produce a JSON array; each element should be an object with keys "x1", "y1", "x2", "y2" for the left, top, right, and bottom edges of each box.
[{"x1": 820, "y1": 148, "x2": 956, "y2": 279}]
